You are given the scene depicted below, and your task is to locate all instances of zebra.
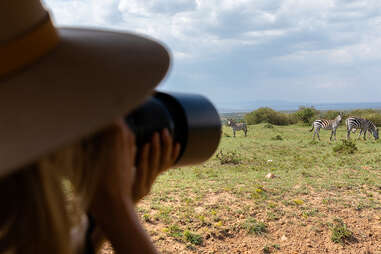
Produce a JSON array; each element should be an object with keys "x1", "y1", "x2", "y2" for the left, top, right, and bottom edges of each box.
[
  {"x1": 351, "y1": 127, "x2": 372, "y2": 138},
  {"x1": 227, "y1": 119, "x2": 248, "y2": 137},
  {"x1": 310, "y1": 113, "x2": 343, "y2": 141},
  {"x1": 346, "y1": 117, "x2": 379, "y2": 140}
]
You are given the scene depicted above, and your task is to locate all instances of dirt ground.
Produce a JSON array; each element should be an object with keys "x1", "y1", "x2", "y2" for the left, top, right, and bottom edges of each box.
[{"x1": 101, "y1": 191, "x2": 381, "y2": 254}]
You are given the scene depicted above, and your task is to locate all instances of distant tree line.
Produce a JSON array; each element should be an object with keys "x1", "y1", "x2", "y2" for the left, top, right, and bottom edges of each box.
[{"x1": 243, "y1": 107, "x2": 381, "y2": 126}]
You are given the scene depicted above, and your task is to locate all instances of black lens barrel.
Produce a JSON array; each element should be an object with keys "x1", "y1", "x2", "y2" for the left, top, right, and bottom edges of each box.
[{"x1": 125, "y1": 91, "x2": 221, "y2": 166}]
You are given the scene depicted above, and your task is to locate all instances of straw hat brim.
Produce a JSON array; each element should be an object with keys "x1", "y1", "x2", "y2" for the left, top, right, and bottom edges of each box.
[{"x1": 0, "y1": 27, "x2": 170, "y2": 176}]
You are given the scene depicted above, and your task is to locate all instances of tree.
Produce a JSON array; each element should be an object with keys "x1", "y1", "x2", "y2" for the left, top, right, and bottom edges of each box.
[{"x1": 295, "y1": 106, "x2": 319, "y2": 124}]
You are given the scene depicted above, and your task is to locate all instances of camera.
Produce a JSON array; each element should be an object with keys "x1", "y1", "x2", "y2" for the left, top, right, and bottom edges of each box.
[{"x1": 125, "y1": 92, "x2": 221, "y2": 166}]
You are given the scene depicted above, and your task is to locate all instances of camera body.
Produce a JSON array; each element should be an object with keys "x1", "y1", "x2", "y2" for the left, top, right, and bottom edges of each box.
[{"x1": 125, "y1": 92, "x2": 221, "y2": 166}]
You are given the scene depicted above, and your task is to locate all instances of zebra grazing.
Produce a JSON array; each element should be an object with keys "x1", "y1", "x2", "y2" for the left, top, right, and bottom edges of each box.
[
  {"x1": 351, "y1": 128, "x2": 372, "y2": 138},
  {"x1": 227, "y1": 119, "x2": 248, "y2": 137},
  {"x1": 310, "y1": 113, "x2": 343, "y2": 141},
  {"x1": 346, "y1": 117, "x2": 379, "y2": 140}
]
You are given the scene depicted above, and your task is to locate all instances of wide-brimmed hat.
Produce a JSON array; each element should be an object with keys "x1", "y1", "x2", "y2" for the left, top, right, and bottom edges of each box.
[{"x1": 0, "y1": 0, "x2": 170, "y2": 176}]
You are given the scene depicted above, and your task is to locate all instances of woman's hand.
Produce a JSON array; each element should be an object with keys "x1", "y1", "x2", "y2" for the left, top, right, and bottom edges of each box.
[
  {"x1": 88, "y1": 122, "x2": 179, "y2": 254},
  {"x1": 89, "y1": 120, "x2": 137, "y2": 204},
  {"x1": 132, "y1": 128, "x2": 180, "y2": 202},
  {"x1": 89, "y1": 121, "x2": 180, "y2": 207}
]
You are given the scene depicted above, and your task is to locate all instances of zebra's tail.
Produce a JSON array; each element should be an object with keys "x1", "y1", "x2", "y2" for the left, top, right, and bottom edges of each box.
[{"x1": 309, "y1": 124, "x2": 314, "y2": 132}]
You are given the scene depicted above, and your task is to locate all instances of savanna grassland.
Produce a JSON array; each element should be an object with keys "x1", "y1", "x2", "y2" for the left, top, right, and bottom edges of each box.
[{"x1": 103, "y1": 124, "x2": 381, "y2": 254}]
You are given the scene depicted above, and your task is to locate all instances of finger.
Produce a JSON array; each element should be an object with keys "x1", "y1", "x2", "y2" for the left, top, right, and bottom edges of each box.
[
  {"x1": 118, "y1": 123, "x2": 137, "y2": 175},
  {"x1": 160, "y1": 128, "x2": 173, "y2": 170},
  {"x1": 137, "y1": 143, "x2": 150, "y2": 182},
  {"x1": 127, "y1": 129, "x2": 137, "y2": 166},
  {"x1": 134, "y1": 142, "x2": 150, "y2": 201},
  {"x1": 171, "y1": 142, "x2": 181, "y2": 165}
]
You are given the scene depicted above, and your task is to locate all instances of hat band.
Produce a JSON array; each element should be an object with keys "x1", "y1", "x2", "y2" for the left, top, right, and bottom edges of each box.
[{"x1": 0, "y1": 15, "x2": 59, "y2": 78}]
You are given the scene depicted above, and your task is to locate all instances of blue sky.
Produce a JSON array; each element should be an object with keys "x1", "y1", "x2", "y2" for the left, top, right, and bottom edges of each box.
[{"x1": 42, "y1": 0, "x2": 381, "y2": 109}]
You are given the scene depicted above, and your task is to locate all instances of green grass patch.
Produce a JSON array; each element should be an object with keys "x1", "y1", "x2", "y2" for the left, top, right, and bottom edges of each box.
[
  {"x1": 330, "y1": 218, "x2": 354, "y2": 244},
  {"x1": 333, "y1": 140, "x2": 358, "y2": 154},
  {"x1": 216, "y1": 150, "x2": 242, "y2": 164},
  {"x1": 271, "y1": 135, "x2": 283, "y2": 140},
  {"x1": 242, "y1": 218, "x2": 268, "y2": 235},
  {"x1": 184, "y1": 230, "x2": 203, "y2": 245}
]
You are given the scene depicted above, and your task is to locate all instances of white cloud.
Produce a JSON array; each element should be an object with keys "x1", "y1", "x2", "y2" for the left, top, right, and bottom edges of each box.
[
  {"x1": 43, "y1": 0, "x2": 92, "y2": 25},
  {"x1": 42, "y1": 0, "x2": 381, "y2": 106}
]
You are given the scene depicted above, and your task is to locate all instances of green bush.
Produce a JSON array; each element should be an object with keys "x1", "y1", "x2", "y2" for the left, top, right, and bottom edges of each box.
[
  {"x1": 242, "y1": 218, "x2": 268, "y2": 235},
  {"x1": 349, "y1": 109, "x2": 378, "y2": 116},
  {"x1": 216, "y1": 150, "x2": 242, "y2": 164},
  {"x1": 245, "y1": 107, "x2": 290, "y2": 125},
  {"x1": 320, "y1": 110, "x2": 342, "y2": 120},
  {"x1": 223, "y1": 132, "x2": 231, "y2": 137},
  {"x1": 167, "y1": 224, "x2": 183, "y2": 239},
  {"x1": 295, "y1": 106, "x2": 319, "y2": 124},
  {"x1": 330, "y1": 219, "x2": 354, "y2": 244},
  {"x1": 263, "y1": 123, "x2": 274, "y2": 128},
  {"x1": 271, "y1": 135, "x2": 283, "y2": 141},
  {"x1": 184, "y1": 231, "x2": 203, "y2": 245},
  {"x1": 287, "y1": 112, "x2": 299, "y2": 124},
  {"x1": 333, "y1": 140, "x2": 358, "y2": 154}
]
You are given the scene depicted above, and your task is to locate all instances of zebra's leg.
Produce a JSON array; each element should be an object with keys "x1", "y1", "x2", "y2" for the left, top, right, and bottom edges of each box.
[
  {"x1": 233, "y1": 130, "x2": 236, "y2": 137},
  {"x1": 363, "y1": 130, "x2": 367, "y2": 140},
  {"x1": 244, "y1": 129, "x2": 247, "y2": 137},
  {"x1": 315, "y1": 128, "x2": 321, "y2": 141},
  {"x1": 347, "y1": 127, "x2": 351, "y2": 140},
  {"x1": 358, "y1": 129, "x2": 363, "y2": 140},
  {"x1": 330, "y1": 130, "x2": 334, "y2": 141}
]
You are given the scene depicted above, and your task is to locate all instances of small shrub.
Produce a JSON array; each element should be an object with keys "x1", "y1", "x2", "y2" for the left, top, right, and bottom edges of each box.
[
  {"x1": 333, "y1": 140, "x2": 358, "y2": 154},
  {"x1": 301, "y1": 170, "x2": 312, "y2": 177},
  {"x1": 243, "y1": 218, "x2": 268, "y2": 235},
  {"x1": 264, "y1": 123, "x2": 274, "y2": 128},
  {"x1": 223, "y1": 132, "x2": 231, "y2": 137},
  {"x1": 271, "y1": 135, "x2": 283, "y2": 140},
  {"x1": 293, "y1": 199, "x2": 304, "y2": 205},
  {"x1": 184, "y1": 231, "x2": 203, "y2": 245},
  {"x1": 216, "y1": 150, "x2": 242, "y2": 164},
  {"x1": 262, "y1": 245, "x2": 271, "y2": 254},
  {"x1": 167, "y1": 224, "x2": 183, "y2": 239},
  {"x1": 143, "y1": 213, "x2": 151, "y2": 222},
  {"x1": 309, "y1": 140, "x2": 319, "y2": 145},
  {"x1": 330, "y1": 219, "x2": 354, "y2": 244}
]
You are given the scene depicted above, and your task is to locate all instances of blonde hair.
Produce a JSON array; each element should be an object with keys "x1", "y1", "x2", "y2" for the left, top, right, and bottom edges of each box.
[{"x1": 0, "y1": 125, "x2": 121, "y2": 254}]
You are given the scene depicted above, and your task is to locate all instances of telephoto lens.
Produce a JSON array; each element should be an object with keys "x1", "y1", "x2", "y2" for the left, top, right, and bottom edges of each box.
[{"x1": 125, "y1": 92, "x2": 221, "y2": 166}]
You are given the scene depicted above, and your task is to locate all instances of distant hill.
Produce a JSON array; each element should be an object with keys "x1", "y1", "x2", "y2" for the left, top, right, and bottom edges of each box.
[{"x1": 217, "y1": 101, "x2": 381, "y2": 113}]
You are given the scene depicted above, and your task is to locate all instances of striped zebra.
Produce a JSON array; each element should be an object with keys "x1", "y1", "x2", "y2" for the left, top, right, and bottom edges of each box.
[
  {"x1": 227, "y1": 119, "x2": 248, "y2": 137},
  {"x1": 351, "y1": 128, "x2": 372, "y2": 138},
  {"x1": 310, "y1": 113, "x2": 343, "y2": 141},
  {"x1": 346, "y1": 117, "x2": 379, "y2": 140}
]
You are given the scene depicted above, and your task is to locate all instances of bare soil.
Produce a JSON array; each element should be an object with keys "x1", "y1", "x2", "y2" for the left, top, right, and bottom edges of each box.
[{"x1": 101, "y1": 190, "x2": 380, "y2": 254}]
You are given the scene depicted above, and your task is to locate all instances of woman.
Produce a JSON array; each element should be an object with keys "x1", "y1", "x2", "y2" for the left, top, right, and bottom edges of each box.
[{"x1": 0, "y1": 0, "x2": 178, "y2": 253}]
